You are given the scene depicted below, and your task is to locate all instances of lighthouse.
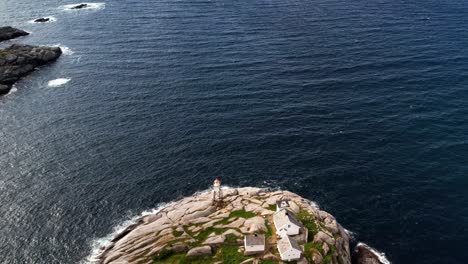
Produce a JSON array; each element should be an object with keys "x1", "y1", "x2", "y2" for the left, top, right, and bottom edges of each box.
[{"x1": 213, "y1": 178, "x2": 223, "y2": 202}]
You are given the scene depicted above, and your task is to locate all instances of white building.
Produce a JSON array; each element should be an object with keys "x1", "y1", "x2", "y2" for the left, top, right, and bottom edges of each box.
[
  {"x1": 277, "y1": 235, "x2": 303, "y2": 261},
  {"x1": 244, "y1": 234, "x2": 265, "y2": 255},
  {"x1": 273, "y1": 208, "x2": 302, "y2": 237}
]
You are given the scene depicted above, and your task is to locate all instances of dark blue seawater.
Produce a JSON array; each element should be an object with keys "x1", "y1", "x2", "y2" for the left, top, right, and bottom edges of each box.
[{"x1": 1, "y1": 0, "x2": 467, "y2": 263}]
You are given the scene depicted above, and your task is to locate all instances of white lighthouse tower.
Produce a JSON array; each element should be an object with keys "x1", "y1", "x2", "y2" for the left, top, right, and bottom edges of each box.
[{"x1": 213, "y1": 178, "x2": 222, "y2": 202}]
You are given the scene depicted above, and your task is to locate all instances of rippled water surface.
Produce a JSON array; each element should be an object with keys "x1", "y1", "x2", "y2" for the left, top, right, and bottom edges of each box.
[{"x1": 1, "y1": 0, "x2": 467, "y2": 263}]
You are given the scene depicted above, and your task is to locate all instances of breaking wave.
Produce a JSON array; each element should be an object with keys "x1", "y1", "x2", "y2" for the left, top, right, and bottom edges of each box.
[
  {"x1": 48, "y1": 78, "x2": 71, "y2": 87},
  {"x1": 357, "y1": 242, "x2": 391, "y2": 264},
  {"x1": 80, "y1": 204, "x2": 169, "y2": 264},
  {"x1": 61, "y1": 3, "x2": 106, "y2": 11}
]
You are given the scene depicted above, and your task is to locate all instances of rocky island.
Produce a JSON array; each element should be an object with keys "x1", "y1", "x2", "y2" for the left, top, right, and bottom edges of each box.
[
  {"x1": 0, "y1": 26, "x2": 62, "y2": 96},
  {"x1": 96, "y1": 184, "x2": 386, "y2": 264},
  {"x1": 0, "y1": 26, "x2": 29, "y2": 42}
]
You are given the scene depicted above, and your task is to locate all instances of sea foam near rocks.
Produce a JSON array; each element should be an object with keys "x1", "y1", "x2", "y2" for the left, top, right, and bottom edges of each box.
[
  {"x1": 28, "y1": 16, "x2": 57, "y2": 23},
  {"x1": 81, "y1": 204, "x2": 169, "y2": 264},
  {"x1": 356, "y1": 242, "x2": 391, "y2": 264},
  {"x1": 61, "y1": 3, "x2": 106, "y2": 11},
  {"x1": 48, "y1": 78, "x2": 71, "y2": 87}
]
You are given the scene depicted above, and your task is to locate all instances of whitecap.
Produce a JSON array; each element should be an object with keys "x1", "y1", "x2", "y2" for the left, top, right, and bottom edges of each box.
[
  {"x1": 356, "y1": 242, "x2": 391, "y2": 264},
  {"x1": 28, "y1": 16, "x2": 57, "y2": 23},
  {"x1": 6, "y1": 86, "x2": 18, "y2": 95},
  {"x1": 48, "y1": 78, "x2": 71, "y2": 87},
  {"x1": 80, "y1": 204, "x2": 168, "y2": 264},
  {"x1": 61, "y1": 2, "x2": 106, "y2": 11},
  {"x1": 48, "y1": 44, "x2": 74, "y2": 55}
]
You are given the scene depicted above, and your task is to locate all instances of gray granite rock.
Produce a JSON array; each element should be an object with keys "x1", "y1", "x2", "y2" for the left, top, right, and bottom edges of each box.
[
  {"x1": 0, "y1": 44, "x2": 62, "y2": 96},
  {"x1": 0, "y1": 27, "x2": 29, "y2": 42}
]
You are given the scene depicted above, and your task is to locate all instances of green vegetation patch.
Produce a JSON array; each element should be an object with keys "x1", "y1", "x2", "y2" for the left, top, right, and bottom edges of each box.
[
  {"x1": 260, "y1": 260, "x2": 278, "y2": 264},
  {"x1": 225, "y1": 233, "x2": 238, "y2": 244},
  {"x1": 267, "y1": 204, "x2": 277, "y2": 211},
  {"x1": 0, "y1": 50, "x2": 14, "y2": 57},
  {"x1": 196, "y1": 227, "x2": 228, "y2": 243},
  {"x1": 218, "y1": 245, "x2": 248, "y2": 264},
  {"x1": 172, "y1": 228, "x2": 184, "y2": 237},
  {"x1": 229, "y1": 209, "x2": 256, "y2": 219},
  {"x1": 153, "y1": 253, "x2": 214, "y2": 264},
  {"x1": 296, "y1": 210, "x2": 318, "y2": 241}
]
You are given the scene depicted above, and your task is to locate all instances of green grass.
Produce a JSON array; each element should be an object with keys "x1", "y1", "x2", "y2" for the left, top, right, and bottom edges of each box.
[
  {"x1": 229, "y1": 209, "x2": 256, "y2": 219},
  {"x1": 218, "y1": 245, "x2": 248, "y2": 264},
  {"x1": 265, "y1": 220, "x2": 273, "y2": 238},
  {"x1": 225, "y1": 233, "x2": 238, "y2": 243},
  {"x1": 215, "y1": 217, "x2": 232, "y2": 225},
  {"x1": 260, "y1": 260, "x2": 278, "y2": 264},
  {"x1": 0, "y1": 50, "x2": 14, "y2": 57},
  {"x1": 296, "y1": 210, "x2": 318, "y2": 241},
  {"x1": 196, "y1": 227, "x2": 227, "y2": 243},
  {"x1": 172, "y1": 229, "x2": 184, "y2": 237},
  {"x1": 303, "y1": 242, "x2": 324, "y2": 262},
  {"x1": 267, "y1": 204, "x2": 277, "y2": 211},
  {"x1": 153, "y1": 253, "x2": 214, "y2": 264}
]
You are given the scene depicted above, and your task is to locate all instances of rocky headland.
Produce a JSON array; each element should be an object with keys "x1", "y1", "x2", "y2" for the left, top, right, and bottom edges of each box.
[
  {"x1": 96, "y1": 187, "x2": 386, "y2": 264},
  {"x1": 0, "y1": 44, "x2": 62, "y2": 95}
]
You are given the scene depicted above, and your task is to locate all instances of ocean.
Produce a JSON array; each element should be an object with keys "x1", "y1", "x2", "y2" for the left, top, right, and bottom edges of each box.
[{"x1": 0, "y1": 0, "x2": 467, "y2": 263}]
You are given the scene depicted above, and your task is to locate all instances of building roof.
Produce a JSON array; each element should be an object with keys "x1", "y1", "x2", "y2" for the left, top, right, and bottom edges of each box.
[
  {"x1": 273, "y1": 208, "x2": 302, "y2": 229},
  {"x1": 244, "y1": 234, "x2": 265, "y2": 246},
  {"x1": 277, "y1": 235, "x2": 302, "y2": 254}
]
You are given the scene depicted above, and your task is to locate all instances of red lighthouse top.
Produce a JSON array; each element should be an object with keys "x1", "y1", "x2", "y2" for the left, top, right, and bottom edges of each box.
[{"x1": 214, "y1": 178, "x2": 221, "y2": 185}]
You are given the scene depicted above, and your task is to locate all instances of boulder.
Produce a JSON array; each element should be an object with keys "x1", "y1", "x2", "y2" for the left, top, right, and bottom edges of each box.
[
  {"x1": 71, "y1": 3, "x2": 88, "y2": 9},
  {"x1": 34, "y1": 18, "x2": 50, "y2": 23},
  {"x1": 322, "y1": 243, "x2": 330, "y2": 255},
  {"x1": 312, "y1": 250, "x2": 323, "y2": 264},
  {"x1": 186, "y1": 246, "x2": 212, "y2": 257},
  {"x1": 352, "y1": 243, "x2": 385, "y2": 264},
  {"x1": 167, "y1": 242, "x2": 189, "y2": 253},
  {"x1": 0, "y1": 27, "x2": 29, "y2": 42},
  {"x1": 0, "y1": 84, "x2": 10, "y2": 95},
  {"x1": 244, "y1": 216, "x2": 266, "y2": 233},
  {"x1": 314, "y1": 231, "x2": 335, "y2": 246},
  {"x1": 203, "y1": 234, "x2": 225, "y2": 245}
]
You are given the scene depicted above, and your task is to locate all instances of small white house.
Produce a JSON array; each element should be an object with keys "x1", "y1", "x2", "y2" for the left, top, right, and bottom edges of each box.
[
  {"x1": 273, "y1": 209, "x2": 302, "y2": 237},
  {"x1": 277, "y1": 235, "x2": 303, "y2": 261},
  {"x1": 244, "y1": 234, "x2": 265, "y2": 255}
]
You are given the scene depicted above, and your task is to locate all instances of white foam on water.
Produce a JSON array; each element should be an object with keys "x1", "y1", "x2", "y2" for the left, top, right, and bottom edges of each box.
[
  {"x1": 61, "y1": 3, "x2": 106, "y2": 11},
  {"x1": 48, "y1": 44, "x2": 74, "y2": 55},
  {"x1": 357, "y1": 242, "x2": 391, "y2": 264},
  {"x1": 28, "y1": 16, "x2": 57, "y2": 23},
  {"x1": 81, "y1": 187, "x2": 222, "y2": 263},
  {"x1": 6, "y1": 86, "x2": 18, "y2": 95},
  {"x1": 81, "y1": 204, "x2": 169, "y2": 264},
  {"x1": 48, "y1": 78, "x2": 71, "y2": 87}
]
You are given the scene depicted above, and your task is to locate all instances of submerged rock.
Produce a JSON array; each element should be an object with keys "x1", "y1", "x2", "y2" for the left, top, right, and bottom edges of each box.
[
  {"x1": 0, "y1": 44, "x2": 62, "y2": 95},
  {"x1": 34, "y1": 18, "x2": 50, "y2": 23},
  {"x1": 0, "y1": 26, "x2": 29, "y2": 42},
  {"x1": 71, "y1": 3, "x2": 88, "y2": 9}
]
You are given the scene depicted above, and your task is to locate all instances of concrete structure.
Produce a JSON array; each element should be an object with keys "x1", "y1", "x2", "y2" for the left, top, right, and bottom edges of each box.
[
  {"x1": 244, "y1": 234, "x2": 265, "y2": 255},
  {"x1": 273, "y1": 208, "x2": 302, "y2": 237},
  {"x1": 277, "y1": 235, "x2": 303, "y2": 261}
]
